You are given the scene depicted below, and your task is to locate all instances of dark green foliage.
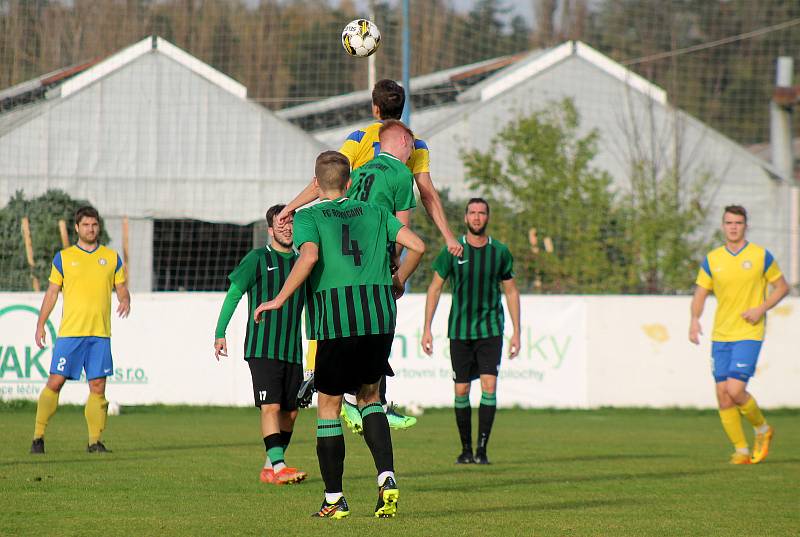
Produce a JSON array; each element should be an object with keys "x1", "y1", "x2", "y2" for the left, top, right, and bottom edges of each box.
[
  {"x1": 461, "y1": 99, "x2": 711, "y2": 294},
  {"x1": 0, "y1": 189, "x2": 110, "y2": 291}
]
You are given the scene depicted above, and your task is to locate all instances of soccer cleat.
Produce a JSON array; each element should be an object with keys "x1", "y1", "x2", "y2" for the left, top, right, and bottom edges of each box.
[
  {"x1": 474, "y1": 450, "x2": 491, "y2": 465},
  {"x1": 386, "y1": 403, "x2": 417, "y2": 430},
  {"x1": 259, "y1": 468, "x2": 274, "y2": 483},
  {"x1": 87, "y1": 441, "x2": 112, "y2": 453},
  {"x1": 269, "y1": 467, "x2": 307, "y2": 485},
  {"x1": 297, "y1": 371, "x2": 316, "y2": 409},
  {"x1": 375, "y1": 476, "x2": 399, "y2": 518},
  {"x1": 30, "y1": 438, "x2": 45, "y2": 455},
  {"x1": 341, "y1": 400, "x2": 363, "y2": 435},
  {"x1": 312, "y1": 496, "x2": 350, "y2": 519},
  {"x1": 751, "y1": 426, "x2": 774, "y2": 464},
  {"x1": 455, "y1": 450, "x2": 474, "y2": 464},
  {"x1": 729, "y1": 452, "x2": 752, "y2": 465}
]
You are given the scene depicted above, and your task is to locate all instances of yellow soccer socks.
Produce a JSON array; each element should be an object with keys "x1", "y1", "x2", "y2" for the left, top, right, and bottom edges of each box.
[
  {"x1": 719, "y1": 407, "x2": 748, "y2": 451},
  {"x1": 85, "y1": 392, "x2": 109, "y2": 444},
  {"x1": 34, "y1": 387, "x2": 60, "y2": 439},
  {"x1": 738, "y1": 396, "x2": 767, "y2": 432}
]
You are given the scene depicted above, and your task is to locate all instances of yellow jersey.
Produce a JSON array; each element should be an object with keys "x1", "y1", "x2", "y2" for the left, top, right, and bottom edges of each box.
[
  {"x1": 49, "y1": 245, "x2": 126, "y2": 337},
  {"x1": 695, "y1": 242, "x2": 782, "y2": 342},
  {"x1": 339, "y1": 121, "x2": 430, "y2": 174}
]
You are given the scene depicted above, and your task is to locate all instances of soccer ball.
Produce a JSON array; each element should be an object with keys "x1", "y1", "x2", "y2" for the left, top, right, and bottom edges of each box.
[{"x1": 341, "y1": 19, "x2": 381, "y2": 57}]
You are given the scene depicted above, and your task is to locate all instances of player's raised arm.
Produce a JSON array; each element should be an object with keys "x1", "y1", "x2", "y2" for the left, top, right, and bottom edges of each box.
[
  {"x1": 414, "y1": 171, "x2": 462, "y2": 258},
  {"x1": 422, "y1": 272, "x2": 446, "y2": 356},
  {"x1": 276, "y1": 180, "x2": 319, "y2": 225}
]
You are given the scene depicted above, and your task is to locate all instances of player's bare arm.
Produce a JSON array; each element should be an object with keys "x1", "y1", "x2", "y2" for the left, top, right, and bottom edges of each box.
[
  {"x1": 276, "y1": 180, "x2": 319, "y2": 225},
  {"x1": 689, "y1": 285, "x2": 710, "y2": 344},
  {"x1": 422, "y1": 272, "x2": 445, "y2": 355},
  {"x1": 115, "y1": 282, "x2": 131, "y2": 318},
  {"x1": 254, "y1": 243, "x2": 318, "y2": 321},
  {"x1": 741, "y1": 275, "x2": 789, "y2": 324},
  {"x1": 213, "y1": 338, "x2": 228, "y2": 360},
  {"x1": 35, "y1": 282, "x2": 61, "y2": 349},
  {"x1": 414, "y1": 171, "x2": 463, "y2": 257},
  {"x1": 502, "y1": 278, "x2": 521, "y2": 358}
]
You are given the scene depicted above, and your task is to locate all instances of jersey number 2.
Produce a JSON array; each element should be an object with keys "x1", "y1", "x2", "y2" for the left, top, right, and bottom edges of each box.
[{"x1": 341, "y1": 224, "x2": 363, "y2": 266}]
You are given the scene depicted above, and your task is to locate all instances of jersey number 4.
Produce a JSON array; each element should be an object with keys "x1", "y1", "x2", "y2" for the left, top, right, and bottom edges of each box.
[{"x1": 341, "y1": 224, "x2": 363, "y2": 266}]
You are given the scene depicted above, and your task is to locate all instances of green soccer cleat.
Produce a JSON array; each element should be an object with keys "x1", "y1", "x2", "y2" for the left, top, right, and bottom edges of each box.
[
  {"x1": 386, "y1": 403, "x2": 417, "y2": 430},
  {"x1": 374, "y1": 476, "x2": 399, "y2": 518},
  {"x1": 341, "y1": 400, "x2": 363, "y2": 435},
  {"x1": 312, "y1": 496, "x2": 350, "y2": 519}
]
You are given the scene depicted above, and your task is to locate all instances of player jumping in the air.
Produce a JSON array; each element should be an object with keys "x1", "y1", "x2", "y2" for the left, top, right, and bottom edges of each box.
[{"x1": 277, "y1": 79, "x2": 462, "y2": 433}]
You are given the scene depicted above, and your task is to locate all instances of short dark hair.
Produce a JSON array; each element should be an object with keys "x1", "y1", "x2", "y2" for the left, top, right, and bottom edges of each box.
[
  {"x1": 74, "y1": 206, "x2": 100, "y2": 226},
  {"x1": 266, "y1": 204, "x2": 286, "y2": 229},
  {"x1": 378, "y1": 119, "x2": 414, "y2": 142},
  {"x1": 372, "y1": 79, "x2": 405, "y2": 119},
  {"x1": 465, "y1": 197, "x2": 490, "y2": 215},
  {"x1": 315, "y1": 151, "x2": 351, "y2": 191},
  {"x1": 723, "y1": 205, "x2": 747, "y2": 223}
]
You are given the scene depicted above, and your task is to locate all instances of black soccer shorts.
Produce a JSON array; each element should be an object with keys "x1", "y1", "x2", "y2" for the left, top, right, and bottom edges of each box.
[
  {"x1": 247, "y1": 358, "x2": 303, "y2": 410},
  {"x1": 449, "y1": 336, "x2": 503, "y2": 383},
  {"x1": 315, "y1": 333, "x2": 395, "y2": 396}
]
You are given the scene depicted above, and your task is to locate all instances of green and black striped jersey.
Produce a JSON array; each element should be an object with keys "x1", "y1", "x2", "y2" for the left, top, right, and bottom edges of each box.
[
  {"x1": 293, "y1": 197, "x2": 403, "y2": 340},
  {"x1": 227, "y1": 246, "x2": 304, "y2": 363},
  {"x1": 432, "y1": 236, "x2": 514, "y2": 340}
]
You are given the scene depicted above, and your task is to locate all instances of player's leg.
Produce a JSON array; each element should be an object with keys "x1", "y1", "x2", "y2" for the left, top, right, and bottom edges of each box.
[
  {"x1": 31, "y1": 373, "x2": 67, "y2": 454},
  {"x1": 355, "y1": 334, "x2": 398, "y2": 518},
  {"x1": 312, "y1": 339, "x2": 350, "y2": 519},
  {"x1": 248, "y1": 360, "x2": 302, "y2": 484},
  {"x1": 475, "y1": 374, "x2": 498, "y2": 465},
  {"x1": 712, "y1": 342, "x2": 749, "y2": 463},
  {"x1": 275, "y1": 361, "x2": 307, "y2": 482},
  {"x1": 475, "y1": 336, "x2": 502, "y2": 464},
  {"x1": 32, "y1": 336, "x2": 85, "y2": 453},
  {"x1": 725, "y1": 341, "x2": 773, "y2": 463},
  {"x1": 383, "y1": 374, "x2": 418, "y2": 431},
  {"x1": 84, "y1": 337, "x2": 113, "y2": 453},
  {"x1": 450, "y1": 339, "x2": 475, "y2": 464}
]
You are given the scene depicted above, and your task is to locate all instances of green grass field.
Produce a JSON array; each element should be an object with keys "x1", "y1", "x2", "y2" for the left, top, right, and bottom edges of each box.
[{"x1": 1, "y1": 404, "x2": 798, "y2": 537}]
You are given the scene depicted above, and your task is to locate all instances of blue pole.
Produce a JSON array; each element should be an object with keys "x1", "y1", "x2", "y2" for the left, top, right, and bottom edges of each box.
[{"x1": 401, "y1": 0, "x2": 411, "y2": 126}]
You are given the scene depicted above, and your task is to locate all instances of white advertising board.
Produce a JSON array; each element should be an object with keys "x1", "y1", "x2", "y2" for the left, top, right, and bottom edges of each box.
[{"x1": 1, "y1": 293, "x2": 797, "y2": 408}]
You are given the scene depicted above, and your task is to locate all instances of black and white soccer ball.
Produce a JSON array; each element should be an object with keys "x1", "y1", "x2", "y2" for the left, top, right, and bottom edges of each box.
[{"x1": 341, "y1": 19, "x2": 381, "y2": 57}]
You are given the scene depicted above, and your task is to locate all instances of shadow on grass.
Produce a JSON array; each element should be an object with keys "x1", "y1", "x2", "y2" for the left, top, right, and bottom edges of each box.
[
  {"x1": 416, "y1": 468, "x2": 724, "y2": 493},
  {"x1": 415, "y1": 497, "x2": 643, "y2": 517},
  {"x1": 0, "y1": 441, "x2": 255, "y2": 466}
]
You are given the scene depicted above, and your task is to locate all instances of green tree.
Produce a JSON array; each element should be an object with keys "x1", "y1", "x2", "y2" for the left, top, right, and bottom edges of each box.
[
  {"x1": 0, "y1": 190, "x2": 111, "y2": 291},
  {"x1": 461, "y1": 99, "x2": 634, "y2": 293}
]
